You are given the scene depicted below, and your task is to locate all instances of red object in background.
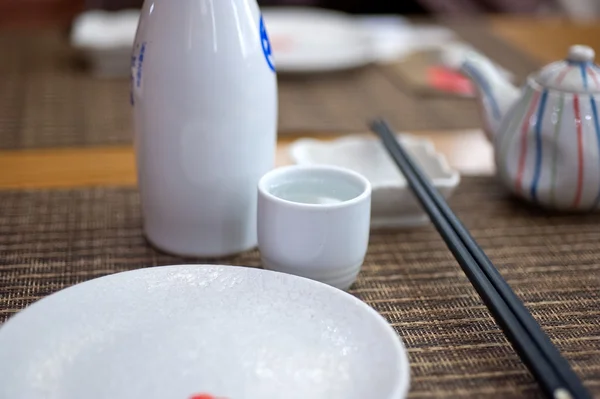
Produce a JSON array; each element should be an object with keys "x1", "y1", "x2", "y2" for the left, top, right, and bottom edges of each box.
[
  {"x1": 190, "y1": 394, "x2": 228, "y2": 399},
  {"x1": 427, "y1": 65, "x2": 475, "y2": 96}
]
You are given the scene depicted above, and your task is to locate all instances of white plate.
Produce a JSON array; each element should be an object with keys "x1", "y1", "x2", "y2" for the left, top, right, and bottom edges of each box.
[
  {"x1": 0, "y1": 265, "x2": 410, "y2": 399},
  {"x1": 70, "y1": 9, "x2": 140, "y2": 77},
  {"x1": 289, "y1": 134, "x2": 461, "y2": 228},
  {"x1": 262, "y1": 7, "x2": 374, "y2": 73}
]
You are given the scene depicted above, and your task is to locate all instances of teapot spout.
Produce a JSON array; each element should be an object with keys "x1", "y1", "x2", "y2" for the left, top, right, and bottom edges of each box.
[{"x1": 443, "y1": 46, "x2": 520, "y2": 140}]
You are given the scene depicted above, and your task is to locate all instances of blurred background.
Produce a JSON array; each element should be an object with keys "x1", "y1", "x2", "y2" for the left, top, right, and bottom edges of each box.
[
  {"x1": 0, "y1": 0, "x2": 599, "y2": 28},
  {"x1": 1, "y1": 0, "x2": 600, "y2": 151}
]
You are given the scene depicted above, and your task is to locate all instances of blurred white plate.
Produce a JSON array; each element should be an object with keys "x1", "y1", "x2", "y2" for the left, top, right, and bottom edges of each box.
[
  {"x1": 70, "y1": 9, "x2": 140, "y2": 77},
  {"x1": 262, "y1": 7, "x2": 374, "y2": 73},
  {"x1": 0, "y1": 265, "x2": 410, "y2": 399},
  {"x1": 290, "y1": 134, "x2": 461, "y2": 228}
]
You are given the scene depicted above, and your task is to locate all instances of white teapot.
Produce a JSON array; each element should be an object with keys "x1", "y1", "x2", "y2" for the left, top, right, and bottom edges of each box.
[{"x1": 445, "y1": 44, "x2": 600, "y2": 211}]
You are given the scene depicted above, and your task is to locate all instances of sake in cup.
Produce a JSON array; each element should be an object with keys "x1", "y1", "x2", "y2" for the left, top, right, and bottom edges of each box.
[{"x1": 257, "y1": 165, "x2": 372, "y2": 290}]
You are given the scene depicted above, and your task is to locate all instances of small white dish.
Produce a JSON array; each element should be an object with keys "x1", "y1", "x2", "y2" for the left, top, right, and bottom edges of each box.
[
  {"x1": 0, "y1": 265, "x2": 410, "y2": 399},
  {"x1": 289, "y1": 134, "x2": 461, "y2": 228},
  {"x1": 258, "y1": 165, "x2": 372, "y2": 290}
]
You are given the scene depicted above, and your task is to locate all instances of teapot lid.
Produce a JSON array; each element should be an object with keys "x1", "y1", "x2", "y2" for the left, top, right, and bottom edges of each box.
[{"x1": 535, "y1": 45, "x2": 600, "y2": 93}]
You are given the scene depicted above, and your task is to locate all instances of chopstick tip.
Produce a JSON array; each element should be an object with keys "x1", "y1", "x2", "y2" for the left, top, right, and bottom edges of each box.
[
  {"x1": 368, "y1": 117, "x2": 387, "y2": 129},
  {"x1": 553, "y1": 388, "x2": 574, "y2": 399},
  {"x1": 368, "y1": 118, "x2": 395, "y2": 140}
]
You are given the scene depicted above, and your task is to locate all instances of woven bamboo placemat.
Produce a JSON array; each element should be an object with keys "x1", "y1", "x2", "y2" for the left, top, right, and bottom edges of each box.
[
  {"x1": 1, "y1": 176, "x2": 598, "y2": 397},
  {"x1": 0, "y1": 25, "x2": 537, "y2": 149},
  {"x1": 0, "y1": 31, "x2": 132, "y2": 149}
]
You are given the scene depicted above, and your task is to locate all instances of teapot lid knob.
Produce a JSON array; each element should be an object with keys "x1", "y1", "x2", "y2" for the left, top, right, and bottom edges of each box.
[{"x1": 567, "y1": 45, "x2": 595, "y2": 63}]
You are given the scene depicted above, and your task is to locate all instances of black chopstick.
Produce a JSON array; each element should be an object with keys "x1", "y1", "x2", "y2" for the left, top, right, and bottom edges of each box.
[
  {"x1": 369, "y1": 119, "x2": 590, "y2": 399},
  {"x1": 371, "y1": 118, "x2": 590, "y2": 399}
]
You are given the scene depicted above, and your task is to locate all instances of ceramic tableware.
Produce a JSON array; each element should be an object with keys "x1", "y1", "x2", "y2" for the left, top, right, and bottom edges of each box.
[
  {"x1": 0, "y1": 265, "x2": 410, "y2": 399},
  {"x1": 131, "y1": 0, "x2": 277, "y2": 257},
  {"x1": 257, "y1": 165, "x2": 371, "y2": 290},
  {"x1": 444, "y1": 44, "x2": 600, "y2": 211},
  {"x1": 70, "y1": 8, "x2": 459, "y2": 77},
  {"x1": 70, "y1": 9, "x2": 140, "y2": 77},
  {"x1": 261, "y1": 7, "x2": 374, "y2": 73},
  {"x1": 289, "y1": 134, "x2": 460, "y2": 228}
]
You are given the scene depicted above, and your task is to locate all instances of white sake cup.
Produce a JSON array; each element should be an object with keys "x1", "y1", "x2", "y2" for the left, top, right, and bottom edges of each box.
[{"x1": 257, "y1": 165, "x2": 372, "y2": 290}]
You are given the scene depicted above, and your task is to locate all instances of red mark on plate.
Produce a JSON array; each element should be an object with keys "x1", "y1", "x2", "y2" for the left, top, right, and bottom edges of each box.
[
  {"x1": 189, "y1": 394, "x2": 228, "y2": 399},
  {"x1": 270, "y1": 35, "x2": 294, "y2": 52}
]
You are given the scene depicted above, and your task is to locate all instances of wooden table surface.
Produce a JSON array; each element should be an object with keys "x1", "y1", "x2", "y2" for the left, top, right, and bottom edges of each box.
[{"x1": 2, "y1": 16, "x2": 600, "y2": 189}]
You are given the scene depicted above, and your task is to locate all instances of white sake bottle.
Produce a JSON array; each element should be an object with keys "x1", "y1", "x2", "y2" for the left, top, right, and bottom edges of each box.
[{"x1": 131, "y1": 0, "x2": 278, "y2": 257}]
